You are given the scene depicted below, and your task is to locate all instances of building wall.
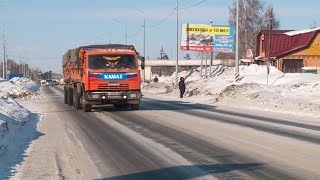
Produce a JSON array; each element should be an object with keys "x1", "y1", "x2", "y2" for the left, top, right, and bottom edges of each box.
[{"x1": 277, "y1": 33, "x2": 320, "y2": 72}]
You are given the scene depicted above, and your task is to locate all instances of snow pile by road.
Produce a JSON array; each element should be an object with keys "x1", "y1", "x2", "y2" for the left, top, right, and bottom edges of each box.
[
  {"x1": 0, "y1": 78, "x2": 41, "y2": 179},
  {"x1": 0, "y1": 77, "x2": 39, "y2": 99},
  {"x1": 143, "y1": 64, "x2": 320, "y2": 118}
]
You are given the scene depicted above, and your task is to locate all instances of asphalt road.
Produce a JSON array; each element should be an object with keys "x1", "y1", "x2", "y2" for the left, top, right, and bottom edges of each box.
[{"x1": 13, "y1": 86, "x2": 320, "y2": 180}]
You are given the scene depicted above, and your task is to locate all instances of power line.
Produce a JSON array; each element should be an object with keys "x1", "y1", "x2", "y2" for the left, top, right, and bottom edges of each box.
[
  {"x1": 115, "y1": 35, "x2": 127, "y2": 44},
  {"x1": 144, "y1": 0, "x2": 207, "y2": 29},
  {"x1": 128, "y1": 25, "x2": 143, "y2": 39},
  {"x1": 146, "y1": 8, "x2": 176, "y2": 28},
  {"x1": 179, "y1": 0, "x2": 207, "y2": 10}
]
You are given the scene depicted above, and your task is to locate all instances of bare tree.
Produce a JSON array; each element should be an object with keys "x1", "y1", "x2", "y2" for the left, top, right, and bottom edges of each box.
[
  {"x1": 228, "y1": 0, "x2": 280, "y2": 59},
  {"x1": 309, "y1": 20, "x2": 319, "y2": 28}
]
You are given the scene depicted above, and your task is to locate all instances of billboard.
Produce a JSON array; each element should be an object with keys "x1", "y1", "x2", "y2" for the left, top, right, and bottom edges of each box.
[{"x1": 181, "y1": 23, "x2": 234, "y2": 53}]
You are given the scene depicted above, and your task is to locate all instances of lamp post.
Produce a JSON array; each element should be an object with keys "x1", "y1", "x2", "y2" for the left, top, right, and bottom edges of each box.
[
  {"x1": 113, "y1": 19, "x2": 127, "y2": 45},
  {"x1": 176, "y1": 0, "x2": 179, "y2": 77},
  {"x1": 135, "y1": 8, "x2": 146, "y2": 82}
]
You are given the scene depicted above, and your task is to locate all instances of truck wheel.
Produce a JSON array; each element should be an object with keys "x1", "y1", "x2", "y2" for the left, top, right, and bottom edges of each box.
[
  {"x1": 68, "y1": 87, "x2": 73, "y2": 106},
  {"x1": 64, "y1": 86, "x2": 68, "y2": 104},
  {"x1": 131, "y1": 104, "x2": 140, "y2": 110},
  {"x1": 83, "y1": 104, "x2": 91, "y2": 112},
  {"x1": 73, "y1": 89, "x2": 81, "y2": 110}
]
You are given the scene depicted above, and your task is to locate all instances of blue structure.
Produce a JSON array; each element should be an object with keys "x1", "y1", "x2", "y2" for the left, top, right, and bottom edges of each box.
[{"x1": 7, "y1": 73, "x2": 23, "y2": 79}]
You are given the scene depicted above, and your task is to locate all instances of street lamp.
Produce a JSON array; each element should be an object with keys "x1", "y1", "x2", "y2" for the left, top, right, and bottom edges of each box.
[
  {"x1": 113, "y1": 18, "x2": 127, "y2": 45},
  {"x1": 2, "y1": 28, "x2": 6, "y2": 79},
  {"x1": 135, "y1": 7, "x2": 146, "y2": 82},
  {"x1": 176, "y1": 0, "x2": 179, "y2": 77}
]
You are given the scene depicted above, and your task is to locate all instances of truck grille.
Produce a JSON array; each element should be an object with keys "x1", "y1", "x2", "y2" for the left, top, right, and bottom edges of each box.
[{"x1": 97, "y1": 84, "x2": 129, "y2": 90}]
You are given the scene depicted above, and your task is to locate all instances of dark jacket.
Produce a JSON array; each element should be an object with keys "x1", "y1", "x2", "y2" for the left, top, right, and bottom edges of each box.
[{"x1": 179, "y1": 80, "x2": 186, "y2": 91}]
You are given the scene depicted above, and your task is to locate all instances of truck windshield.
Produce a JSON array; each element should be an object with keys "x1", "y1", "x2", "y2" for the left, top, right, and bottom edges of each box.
[{"x1": 88, "y1": 54, "x2": 137, "y2": 69}]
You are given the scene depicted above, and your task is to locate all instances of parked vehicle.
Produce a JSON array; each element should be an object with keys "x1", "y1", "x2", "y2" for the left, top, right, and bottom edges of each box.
[
  {"x1": 62, "y1": 44, "x2": 145, "y2": 112},
  {"x1": 45, "y1": 79, "x2": 54, "y2": 86},
  {"x1": 53, "y1": 80, "x2": 59, "y2": 85},
  {"x1": 40, "y1": 80, "x2": 46, "y2": 86},
  {"x1": 59, "y1": 78, "x2": 66, "y2": 85}
]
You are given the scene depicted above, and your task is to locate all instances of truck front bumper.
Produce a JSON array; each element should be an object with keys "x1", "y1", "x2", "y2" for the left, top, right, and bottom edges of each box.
[{"x1": 83, "y1": 91, "x2": 141, "y2": 105}]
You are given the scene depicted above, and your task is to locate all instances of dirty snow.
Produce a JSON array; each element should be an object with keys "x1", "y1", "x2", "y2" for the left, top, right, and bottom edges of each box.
[
  {"x1": 0, "y1": 77, "x2": 41, "y2": 179},
  {"x1": 0, "y1": 77, "x2": 39, "y2": 99},
  {"x1": 143, "y1": 64, "x2": 320, "y2": 119}
]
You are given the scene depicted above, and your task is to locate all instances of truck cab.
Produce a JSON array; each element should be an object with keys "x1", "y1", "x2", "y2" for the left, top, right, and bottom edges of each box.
[{"x1": 63, "y1": 44, "x2": 145, "y2": 112}]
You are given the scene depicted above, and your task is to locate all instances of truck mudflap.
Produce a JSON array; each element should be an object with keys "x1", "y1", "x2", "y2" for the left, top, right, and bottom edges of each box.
[{"x1": 82, "y1": 91, "x2": 141, "y2": 105}]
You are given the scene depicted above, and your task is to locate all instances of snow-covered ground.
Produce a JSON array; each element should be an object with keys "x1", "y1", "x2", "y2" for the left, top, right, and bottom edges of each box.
[
  {"x1": 0, "y1": 77, "x2": 41, "y2": 179},
  {"x1": 143, "y1": 64, "x2": 320, "y2": 119}
]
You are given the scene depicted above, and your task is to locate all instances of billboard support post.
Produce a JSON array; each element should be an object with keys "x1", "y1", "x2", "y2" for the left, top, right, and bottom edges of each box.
[
  {"x1": 209, "y1": 51, "x2": 213, "y2": 77},
  {"x1": 201, "y1": 51, "x2": 203, "y2": 77},
  {"x1": 205, "y1": 52, "x2": 208, "y2": 78}
]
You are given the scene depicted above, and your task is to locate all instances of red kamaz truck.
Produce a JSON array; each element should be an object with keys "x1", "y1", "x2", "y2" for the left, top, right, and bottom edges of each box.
[{"x1": 62, "y1": 44, "x2": 145, "y2": 112}]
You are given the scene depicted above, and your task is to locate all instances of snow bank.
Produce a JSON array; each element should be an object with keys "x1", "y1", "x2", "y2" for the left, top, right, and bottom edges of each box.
[
  {"x1": 0, "y1": 77, "x2": 39, "y2": 99},
  {"x1": 143, "y1": 64, "x2": 320, "y2": 118},
  {"x1": 0, "y1": 78, "x2": 41, "y2": 179}
]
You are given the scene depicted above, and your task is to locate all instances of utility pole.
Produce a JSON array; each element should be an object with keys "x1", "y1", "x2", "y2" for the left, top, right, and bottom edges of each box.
[
  {"x1": 125, "y1": 25, "x2": 128, "y2": 45},
  {"x1": 143, "y1": 15, "x2": 146, "y2": 82},
  {"x1": 267, "y1": 8, "x2": 273, "y2": 85},
  {"x1": 235, "y1": 0, "x2": 239, "y2": 82},
  {"x1": 113, "y1": 19, "x2": 127, "y2": 45},
  {"x1": 109, "y1": 32, "x2": 112, "y2": 44},
  {"x1": 2, "y1": 28, "x2": 6, "y2": 79},
  {"x1": 176, "y1": 0, "x2": 179, "y2": 77}
]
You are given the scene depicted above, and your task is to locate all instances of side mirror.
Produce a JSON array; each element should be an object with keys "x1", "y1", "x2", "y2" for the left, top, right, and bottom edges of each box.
[{"x1": 141, "y1": 57, "x2": 145, "y2": 70}]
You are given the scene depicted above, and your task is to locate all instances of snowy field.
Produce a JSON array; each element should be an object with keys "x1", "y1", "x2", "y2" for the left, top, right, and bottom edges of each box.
[
  {"x1": 143, "y1": 64, "x2": 320, "y2": 119},
  {"x1": 0, "y1": 77, "x2": 41, "y2": 179}
]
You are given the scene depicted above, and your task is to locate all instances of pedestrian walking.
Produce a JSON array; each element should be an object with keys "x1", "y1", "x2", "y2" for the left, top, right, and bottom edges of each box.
[
  {"x1": 154, "y1": 76, "x2": 159, "y2": 83},
  {"x1": 179, "y1": 77, "x2": 186, "y2": 98}
]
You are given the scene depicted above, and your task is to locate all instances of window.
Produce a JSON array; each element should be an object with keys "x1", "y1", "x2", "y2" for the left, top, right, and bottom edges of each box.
[{"x1": 88, "y1": 54, "x2": 137, "y2": 69}]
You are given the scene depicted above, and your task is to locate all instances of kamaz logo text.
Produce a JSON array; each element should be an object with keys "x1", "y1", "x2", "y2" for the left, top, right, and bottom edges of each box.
[{"x1": 104, "y1": 74, "x2": 123, "y2": 80}]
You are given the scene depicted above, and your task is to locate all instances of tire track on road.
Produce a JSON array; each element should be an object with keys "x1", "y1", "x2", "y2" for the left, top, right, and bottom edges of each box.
[
  {"x1": 100, "y1": 110, "x2": 295, "y2": 180},
  {"x1": 142, "y1": 99, "x2": 320, "y2": 145}
]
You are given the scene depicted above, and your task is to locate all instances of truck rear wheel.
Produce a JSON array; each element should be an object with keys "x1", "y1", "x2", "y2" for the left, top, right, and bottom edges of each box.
[
  {"x1": 67, "y1": 87, "x2": 73, "y2": 106},
  {"x1": 83, "y1": 104, "x2": 91, "y2": 112},
  {"x1": 131, "y1": 104, "x2": 140, "y2": 110},
  {"x1": 73, "y1": 88, "x2": 81, "y2": 110},
  {"x1": 64, "y1": 86, "x2": 68, "y2": 104}
]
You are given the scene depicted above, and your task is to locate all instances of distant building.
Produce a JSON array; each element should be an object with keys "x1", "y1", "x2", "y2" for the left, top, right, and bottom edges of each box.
[{"x1": 256, "y1": 28, "x2": 320, "y2": 73}]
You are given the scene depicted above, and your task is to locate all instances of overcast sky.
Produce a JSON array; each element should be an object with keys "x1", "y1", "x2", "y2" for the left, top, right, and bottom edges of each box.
[{"x1": 0, "y1": 0, "x2": 319, "y2": 73}]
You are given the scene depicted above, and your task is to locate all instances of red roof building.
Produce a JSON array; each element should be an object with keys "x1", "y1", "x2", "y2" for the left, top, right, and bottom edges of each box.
[{"x1": 256, "y1": 28, "x2": 320, "y2": 72}]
